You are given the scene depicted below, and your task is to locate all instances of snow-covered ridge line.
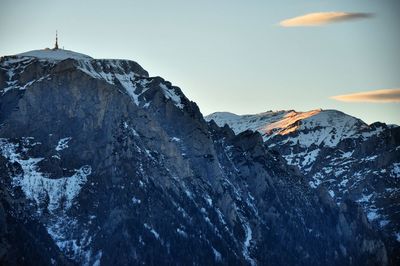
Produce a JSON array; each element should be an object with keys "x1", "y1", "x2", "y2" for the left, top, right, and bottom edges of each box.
[
  {"x1": 16, "y1": 49, "x2": 93, "y2": 61},
  {"x1": 76, "y1": 60, "x2": 184, "y2": 109},
  {"x1": 206, "y1": 109, "x2": 371, "y2": 147},
  {"x1": 205, "y1": 108, "x2": 387, "y2": 179},
  {"x1": 206, "y1": 110, "x2": 292, "y2": 135},
  {"x1": 2, "y1": 49, "x2": 186, "y2": 110}
]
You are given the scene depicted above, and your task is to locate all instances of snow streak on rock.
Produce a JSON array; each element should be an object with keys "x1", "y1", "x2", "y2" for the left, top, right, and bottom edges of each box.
[
  {"x1": 56, "y1": 137, "x2": 72, "y2": 151},
  {"x1": 0, "y1": 138, "x2": 96, "y2": 264},
  {"x1": 0, "y1": 139, "x2": 91, "y2": 212}
]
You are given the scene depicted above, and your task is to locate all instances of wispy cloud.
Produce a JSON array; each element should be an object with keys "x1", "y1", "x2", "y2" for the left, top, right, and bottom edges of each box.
[
  {"x1": 280, "y1": 12, "x2": 373, "y2": 27},
  {"x1": 331, "y1": 89, "x2": 400, "y2": 103}
]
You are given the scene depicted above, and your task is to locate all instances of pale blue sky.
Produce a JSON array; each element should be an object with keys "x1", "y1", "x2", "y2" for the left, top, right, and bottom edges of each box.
[{"x1": 1, "y1": 0, "x2": 399, "y2": 124}]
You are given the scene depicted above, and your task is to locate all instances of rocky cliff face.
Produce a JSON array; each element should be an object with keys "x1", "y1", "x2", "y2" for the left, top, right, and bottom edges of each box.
[
  {"x1": 0, "y1": 50, "x2": 392, "y2": 265},
  {"x1": 206, "y1": 109, "x2": 400, "y2": 263}
]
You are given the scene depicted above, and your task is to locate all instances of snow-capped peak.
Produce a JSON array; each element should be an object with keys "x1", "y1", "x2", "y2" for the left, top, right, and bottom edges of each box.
[
  {"x1": 16, "y1": 49, "x2": 93, "y2": 61},
  {"x1": 205, "y1": 109, "x2": 321, "y2": 138},
  {"x1": 206, "y1": 109, "x2": 368, "y2": 148}
]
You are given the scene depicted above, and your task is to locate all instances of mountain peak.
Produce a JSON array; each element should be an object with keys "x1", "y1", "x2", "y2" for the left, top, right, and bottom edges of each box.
[
  {"x1": 15, "y1": 49, "x2": 93, "y2": 61},
  {"x1": 205, "y1": 108, "x2": 368, "y2": 146}
]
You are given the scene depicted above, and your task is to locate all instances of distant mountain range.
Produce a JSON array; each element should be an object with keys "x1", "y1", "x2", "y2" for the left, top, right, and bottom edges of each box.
[
  {"x1": 206, "y1": 109, "x2": 400, "y2": 254},
  {"x1": 0, "y1": 49, "x2": 398, "y2": 265}
]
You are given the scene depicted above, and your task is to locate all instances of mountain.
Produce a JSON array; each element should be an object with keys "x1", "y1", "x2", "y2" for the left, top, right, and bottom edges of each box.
[
  {"x1": 0, "y1": 49, "x2": 393, "y2": 265},
  {"x1": 206, "y1": 109, "x2": 400, "y2": 261}
]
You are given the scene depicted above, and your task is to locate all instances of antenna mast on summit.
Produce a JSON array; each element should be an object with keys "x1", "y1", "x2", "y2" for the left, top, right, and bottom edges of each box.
[{"x1": 54, "y1": 30, "x2": 59, "y2": 50}]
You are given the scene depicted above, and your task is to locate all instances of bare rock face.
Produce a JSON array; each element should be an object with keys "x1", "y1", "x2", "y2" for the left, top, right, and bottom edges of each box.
[{"x1": 0, "y1": 52, "x2": 391, "y2": 265}]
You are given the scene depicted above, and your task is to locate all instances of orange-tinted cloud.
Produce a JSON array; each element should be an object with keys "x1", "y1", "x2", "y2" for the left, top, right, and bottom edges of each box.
[
  {"x1": 331, "y1": 89, "x2": 400, "y2": 103},
  {"x1": 280, "y1": 12, "x2": 373, "y2": 27}
]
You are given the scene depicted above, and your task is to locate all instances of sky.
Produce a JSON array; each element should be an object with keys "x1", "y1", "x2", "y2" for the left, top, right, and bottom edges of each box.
[{"x1": 1, "y1": 0, "x2": 399, "y2": 125}]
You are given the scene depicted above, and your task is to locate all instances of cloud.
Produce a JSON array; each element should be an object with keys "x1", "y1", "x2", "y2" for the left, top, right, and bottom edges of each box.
[
  {"x1": 331, "y1": 89, "x2": 400, "y2": 103},
  {"x1": 280, "y1": 12, "x2": 373, "y2": 27}
]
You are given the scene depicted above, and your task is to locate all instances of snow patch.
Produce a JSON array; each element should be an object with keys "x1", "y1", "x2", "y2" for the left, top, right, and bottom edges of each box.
[
  {"x1": 391, "y1": 163, "x2": 400, "y2": 178},
  {"x1": 46, "y1": 214, "x2": 94, "y2": 264},
  {"x1": 367, "y1": 209, "x2": 380, "y2": 221},
  {"x1": 144, "y1": 223, "x2": 160, "y2": 240},
  {"x1": 339, "y1": 179, "x2": 348, "y2": 187},
  {"x1": 395, "y1": 232, "x2": 400, "y2": 242},
  {"x1": 0, "y1": 139, "x2": 91, "y2": 212},
  {"x1": 363, "y1": 155, "x2": 378, "y2": 161},
  {"x1": 357, "y1": 194, "x2": 373, "y2": 203},
  {"x1": 176, "y1": 228, "x2": 188, "y2": 238},
  {"x1": 242, "y1": 223, "x2": 256, "y2": 266},
  {"x1": 77, "y1": 60, "x2": 147, "y2": 106},
  {"x1": 212, "y1": 246, "x2": 222, "y2": 262},
  {"x1": 0, "y1": 138, "x2": 96, "y2": 264},
  {"x1": 56, "y1": 137, "x2": 72, "y2": 151},
  {"x1": 309, "y1": 174, "x2": 322, "y2": 189},
  {"x1": 159, "y1": 83, "x2": 184, "y2": 109},
  {"x1": 3, "y1": 74, "x2": 50, "y2": 94},
  {"x1": 132, "y1": 197, "x2": 141, "y2": 204},
  {"x1": 131, "y1": 128, "x2": 140, "y2": 137},
  {"x1": 341, "y1": 151, "x2": 353, "y2": 158},
  {"x1": 379, "y1": 220, "x2": 390, "y2": 228},
  {"x1": 302, "y1": 149, "x2": 320, "y2": 168},
  {"x1": 204, "y1": 194, "x2": 213, "y2": 206},
  {"x1": 92, "y1": 251, "x2": 102, "y2": 266}
]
